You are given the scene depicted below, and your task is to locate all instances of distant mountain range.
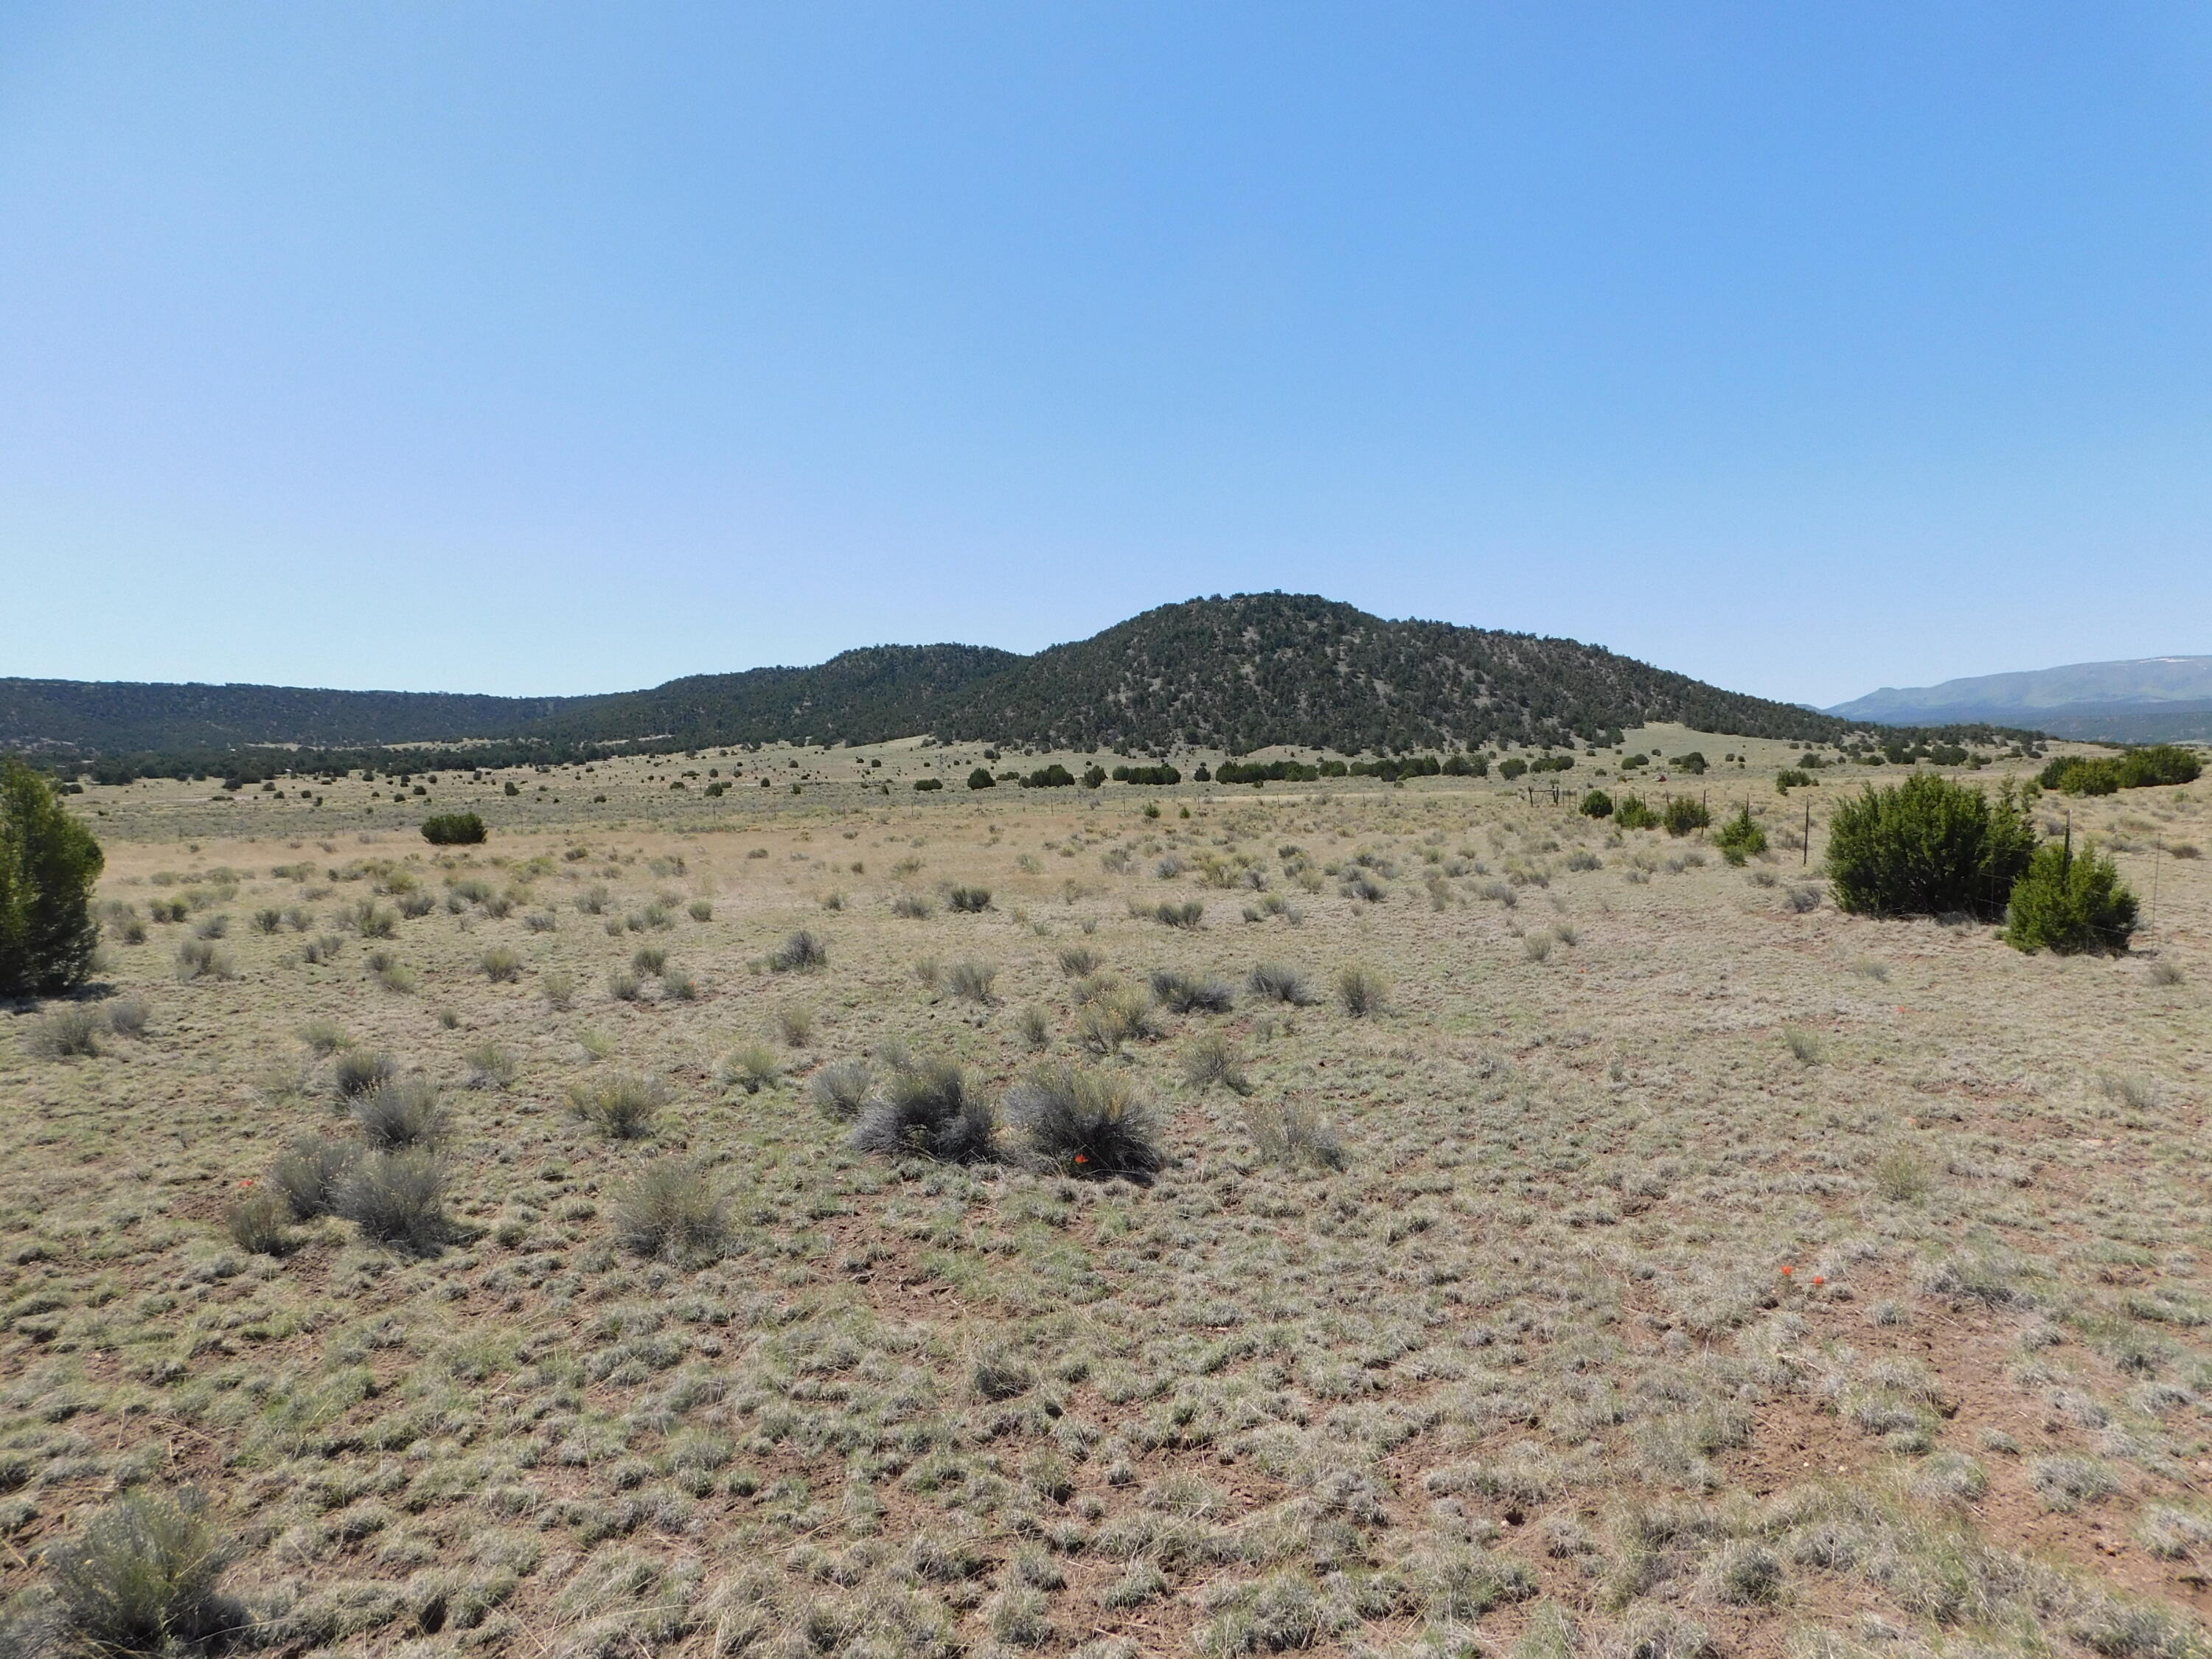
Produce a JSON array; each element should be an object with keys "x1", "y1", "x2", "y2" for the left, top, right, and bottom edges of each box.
[
  {"x1": 7, "y1": 592, "x2": 1917, "y2": 767},
  {"x1": 1828, "y1": 656, "x2": 2212, "y2": 742}
]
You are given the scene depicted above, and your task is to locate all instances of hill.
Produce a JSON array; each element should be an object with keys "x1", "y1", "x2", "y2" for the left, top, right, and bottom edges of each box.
[
  {"x1": 5, "y1": 593, "x2": 1858, "y2": 764},
  {"x1": 1829, "y1": 655, "x2": 2212, "y2": 742}
]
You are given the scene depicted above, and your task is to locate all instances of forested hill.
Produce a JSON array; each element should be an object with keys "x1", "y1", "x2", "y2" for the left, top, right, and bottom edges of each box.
[
  {"x1": 928, "y1": 593, "x2": 1845, "y2": 752},
  {"x1": 7, "y1": 594, "x2": 1852, "y2": 762}
]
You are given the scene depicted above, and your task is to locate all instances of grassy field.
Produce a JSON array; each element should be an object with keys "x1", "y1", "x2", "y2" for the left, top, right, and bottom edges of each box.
[{"x1": 4, "y1": 731, "x2": 2208, "y2": 1658}]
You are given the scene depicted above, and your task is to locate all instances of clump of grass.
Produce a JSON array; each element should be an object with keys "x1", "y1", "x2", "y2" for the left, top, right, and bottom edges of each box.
[
  {"x1": 350, "y1": 1077, "x2": 445, "y2": 1148},
  {"x1": 479, "y1": 945, "x2": 523, "y2": 982},
  {"x1": 465, "y1": 1043, "x2": 518, "y2": 1091},
  {"x1": 541, "y1": 970, "x2": 577, "y2": 1010},
  {"x1": 105, "y1": 996, "x2": 148, "y2": 1039},
  {"x1": 722, "y1": 1043, "x2": 782, "y2": 1094},
  {"x1": 664, "y1": 969, "x2": 698, "y2": 1001},
  {"x1": 251, "y1": 907, "x2": 282, "y2": 934},
  {"x1": 776, "y1": 1004, "x2": 815, "y2": 1046},
  {"x1": 173, "y1": 938, "x2": 237, "y2": 982},
  {"x1": 947, "y1": 885, "x2": 992, "y2": 913},
  {"x1": 1017, "y1": 1005, "x2": 1051, "y2": 1050},
  {"x1": 945, "y1": 959, "x2": 998, "y2": 1004},
  {"x1": 2146, "y1": 960, "x2": 2183, "y2": 987},
  {"x1": 269, "y1": 1133, "x2": 360, "y2": 1218},
  {"x1": 1057, "y1": 945, "x2": 1102, "y2": 976},
  {"x1": 1782, "y1": 1026, "x2": 1822, "y2": 1064},
  {"x1": 524, "y1": 908, "x2": 557, "y2": 932},
  {"x1": 1152, "y1": 900, "x2": 1205, "y2": 929},
  {"x1": 570, "y1": 1073, "x2": 669, "y2": 1139},
  {"x1": 1077, "y1": 984, "x2": 1160, "y2": 1054},
  {"x1": 1523, "y1": 931, "x2": 1554, "y2": 963},
  {"x1": 1242, "y1": 1099, "x2": 1347, "y2": 1169},
  {"x1": 1334, "y1": 963, "x2": 1390, "y2": 1016},
  {"x1": 891, "y1": 894, "x2": 934, "y2": 919},
  {"x1": 1006, "y1": 1064, "x2": 1166, "y2": 1180},
  {"x1": 612, "y1": 1158, "x2": 728, "y2": 1264},
  {"x1": 335, "y1": 1149, "x2": 453, "y2": 1253},
  {"x1": 27, "y1": 1004, "x2": 104, "y2": 1058},
  {"x1": 332, "y1": 1048, "x2": 397, "y2": 1099},
  {"x1": 1180, "y1": 1033, "x2": 1251, "y2": 1095},
  {"x1": 852, "y1": 1059, "x2": 997, "y2": 1162},
  {"x1": 632, "y1": 944, "x2": 669, "y2": 976},
  {"x1": 687, "y1": 900, "x2": 713, "y2": 922},
  {"x1": 810, "y1": 1058, "x2": 874, "y2": 1121},
  {"x1": 1150, "y1": 969, "x2": 1234, "y2": 1013},
  {"x1": 366, "y1": 948, "x2": 417, "y2": 993},
  {"x1": 45, "y1": 1488, "x2": 239, "y2": 1658},
  {"x1": 769, "y1": 930, "x2": 827, "y2": 972},
  {"x1": 225, "y1": 1186, "x2": 293, "y2": 1255},
  {"x1": 608, "y1": 969, "x2": 644, "y2": 1001},
  {"x1": 349, "y1": 900, "x2": 398, "y2": 939},
  {"x1": 1248, "y1": 962, "x2": 1314, "y2": 1005}
]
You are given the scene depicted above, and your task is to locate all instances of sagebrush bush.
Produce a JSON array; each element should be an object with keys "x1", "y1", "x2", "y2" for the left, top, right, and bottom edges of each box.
[
  {"x1": 1180, "y1": 1033, "x2": 1251, "y2": 1095},
  {"x1": 891, "y1": 893, "x2": 933, "y2": 919},
  {"x1": 1335, "y1": 963, "x2": 1389, "y2": 1016},
  {"x1": 1005, "y1": 1065, "x2": 1166, "y2": 1180},
  {"x1": 1248, "y1": 962, "x2": 1315, "y2": 1005},
  {"x1": 351, "y1": 1077, "x2": 444, "y2": 1147},
  {"x1": 1150, "y1": 968, "x2": 1234, "y2": 1014},
  {"x1": 1242, "y1": 1101, "x2": 1347, "y2": 1170},
  {"x1": 1153, "y1": 900, "x2": 1204, "y2": 929},
  {"x1": 332, "y1": 1048, "x2": 397, "y2": 1099},
  {"x1": 172, "y1": 938, "x2": 236, "y2": 982},
  {"x1": 1828, "y1": 776, "x2": 2035, "y2": 919},
  {"x1": 810, "y1": 1058, "x2": 874, "y2": 1120},
  {"x1": 226, "y1": 1186, "x2": 293, "y2": 1255},
  {"x1": 769, "y1": 930, "x2": 827, "y2": 972},
  {"x1": 570, "y1": 1073, "x2": 669, "y2": 1138},
  {"x1": 2006, "y1": 841, "x2": 2138, "y2": 956},
  {"x1": 722, "y1": 1043, "x2": 782, "y2": 1093},
  {"x1": 27, "y1": 1004, "x2": 103, "y2": 1059},
  {"x1": 852, "y1": 1059, "x2": 996, "y2": 1162},
  {"x1": 947, "y1": 885, "x2": 992, "y2": 913},
  {"x1": 269, "y1": 1133, "x2": 359, "y2": 1218},
  {"x1": 1077, "y1": 984, "x2": 1159, "y2": 1054},
  {"x1": 1057, "y1": 945, "x2": 1102, "y2": 976},
  {"x1": 46, "y1": 1488, "x2": 239, "y2": 1657},
  {"x1": 0, "y1": 757, "x2": 105, "y2": 997},
  {"x1": 479, "y1": 945, "x2": 522, "y2": 982},
  {"x1": 335, "y1": 1148, "x2": 453, "y2": 1253},
  {"x1": 945, "y1": 959, "x2": 998, "y2": 1004},
  {"x1": 776, "y1": 1004, "x2": 815, "y2": 1045},
  {"x1": 613, "y1": 1158, "x2": 728, "y2": 1263}
]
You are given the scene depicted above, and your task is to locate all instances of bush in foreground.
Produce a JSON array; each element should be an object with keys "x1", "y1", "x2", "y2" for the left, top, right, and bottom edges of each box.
[
  {"x1": 2006, "y1": 842, "x2": 2138, "y2": 956},
  {"x1": 335, "y1": 1148, "x2": 453, "y2": 1253},
  {"x1": 1579, "y1": 790, "x2": 1613, "y2": 818},
  {"x1": 1828, "y1": 776, "x2": 2036, "y2": 919},
  {"x1": 1664, "y1": 796, "x2": 1711, "y2": 836},
  {"x1": 571, "y1": 1074, "x2": 669, "y2": 1139},
  {"x1": 1335, "y1": 964, "x2": 1390, "y2": 1017},
  {"x1": 45, "y1": 1488, "x2": 240, "y2": 1657},
  {"x1": 1005, "y1": 1065, "x2": 1166, "y2": 1180},
  {"x1": 420, "y1": 812, "x2": 487, "y2": 846},
  {"x1": 852, "y1": 1059, "x2": 996, "y2": 1163},
  {"x1": 768, "y1": 930, "x2": 827, "y2": 972},
  {"x1": 0, "y1": 757, "x2": 105, "y2": 997},
  {"x1": 1715, "y1": 806, "x2": 1767, "y2": 865}
]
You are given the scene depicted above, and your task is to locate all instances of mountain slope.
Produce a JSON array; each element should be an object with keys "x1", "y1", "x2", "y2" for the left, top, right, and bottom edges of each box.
[
  {"x1": 7, "y1": 593, "x2": 1856, "y2": 761},
  {"x1": 930, "y1": 593, "x2": 1843, "y2": 752},
  {"x1": 1829, "y1": 655, "x2": 2212, "y2": 742}
]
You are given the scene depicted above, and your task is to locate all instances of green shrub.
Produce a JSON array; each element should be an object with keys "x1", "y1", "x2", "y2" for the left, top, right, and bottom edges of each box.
[
  {"x1": 2118, "y1": 744, "x2": 2202, "y2": 787},
  {"x1": 967, "y1": 768, "x2": 996, "y2": 790},
  {"x1": 0, "y1": 758, "x2": 105, "y2": 995},
  {"x1": 1828, "y1": 776, "x2": 2036, "y2": 919},
  {"x1": 1664, "y1": 796, "x2": 1711, "y2": 837},
  {"x1": 1614, "y1": 793, "x2": 1660, "y2": 830},
  {"x1": 1498, "y1": 757, "x2": 1528, "y2": 780},
  {"x1": 571, "y1": 1073, "x2": 669, "y2": 1138},
  {"x1": 913, "y1": 777, "x2": 943, "y2": 791},
  {"x1": 1715, "y1": 806, "x2": 1767, "y2": 865},
  {"x1": 1152, "y1": 900, "x2": 1204, "y2": 929},
  {"x1": 2006, "y1": 842, "x2": 2138, "y2": 956},
  {"x1": 612, "y1": 1158, "x2": 727, "y2": 1263},
  {"x1": 226, "y1": 1186, "x2": 293, "y2": 1256},
  {"x1": 945, "y1": 959, "x2": 998, "y2": 1003},
  {"x1": 1579, "y1": 790, "x2": 1613, "y2": 818},
  {"x1": 420, "y1": 812, "x2": 487, "y2": 846},
  {"x1": 1775, "y1": 769, "x2": 1815, "y2": 792},
  {"x1": 1335, "y1": 963, "x2": 1390, "y2": 1016},
  {"x1": 1669, "y1": 751, "x2": 1709, "y2": 775},
  {"x1": 1006, "y1": 1065, "x2": 1166, "y2": 1179},
  {"x1": 721, "y1": 1043, "x2": 782, "y2": 1093},
  {"x1": 45, "y1": 1488, "x2": 239, "y2": 1656}
]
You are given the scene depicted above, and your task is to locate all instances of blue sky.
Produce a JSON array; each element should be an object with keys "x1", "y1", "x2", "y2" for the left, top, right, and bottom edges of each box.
[{"x1": 2, "y1": 4, "x2": 2206, "y2": 707}]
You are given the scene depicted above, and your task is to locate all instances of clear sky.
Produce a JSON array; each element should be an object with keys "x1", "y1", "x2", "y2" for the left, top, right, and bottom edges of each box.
[{"x1": 3, "y1": 4, "x2": 2206, "y2": 708}]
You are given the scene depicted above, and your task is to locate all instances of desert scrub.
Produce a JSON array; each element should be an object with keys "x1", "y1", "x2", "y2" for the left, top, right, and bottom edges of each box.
[
  {"x1": 268, "y1": 1133, "x2": 360, "y2": 1218},
  {"x1": 612, "y1": 1158, "x2": 728, "y2": 1264},
  {"x1": 721, "y1": 1043, "x2": 782, "y2": 1093},
  {"x1": 810, "y1": 1058, "x2": 873, "y2": 1121},
  {"x1": 1715, "y1": 804, "x2": 1767, "y2": 864},
  {"x1": 570, "y1": 1073, "x2": 670, "y2": 1139},
  {"x1": 945, "y1": 959, "x2": 998, "y2": 1004},
  {"x1": 1242, "y1": 1100, "x2": 1346, "y2": 1169},
  {"x1": 26, "y1": 1002, "x2": 105, "y2": 1058},
  {"x1": 852, "y1": 1058, "x2": 997, "y2": 1163},
  {"x1": 1334, "y1": 963, "x2": 1390, "y2": 1016},
  {"x1": 540, "y1": 970, "x2": 577, "y2": 1010},
  {"x1": 1057, "y1": 945, "x2": 1102, "y2": 976},
  {"x1": 1248, "y1": 962, "x2": 1315, "y2": 1005},
  {"x1": 1663, "y1": 795, "x2": 1712, "y2": 836},
  {"x1": 1828, "y1": 774, "x2": 2035, "y2": 919},
  {"x1": 173, "y1": 937, "x2": 237, "y2": 981},
  {"x1": 420, "y1": 811, "x2": 487, "y2": 845},
  {"x1": 1006, "y1": 1064, "x2": 1166, "y2": 1180},
  {"x1": 1152, "y1": 899, "x2": 1204, "y2": 929},
  {"x1": 332, "y1": 1048, "x2": 397, "y2": 1099},
  {"x1": 891, "y1": 893, "x2": 934, "y2": 919},
  {"x1": 335, "y1": 1148, "x2": 453, "y2": 1253},
  {"x1": 2005, "y1": 841, "x2": 2138, "y2": 955},
  {"x1": 350, "y1": 1077, "x2": 445, "y2": 1147},
  {"x1": 1150, "y1": 967, "x2": 1234, "y2": 1013},
  {"x1": 947, "y1": 885, "x2": 992, "y2": 913},
  {"x1": 0, "y1": 755, "x2": 105, "y2": 996},
  {"x1": 768, "y1": 929, "x2": 827, "y2": 972},
  {"x1": 479, "y1": 945, "x2": 523, "y2": 982},
  {"x1": 225, "y1": 1184, "x2": 293, "y2": 1255},
  {"x1": 1077, "y1": 983, "x2": 1160, "y2": 1054},
  {"x1": 465, "y1": 1042, "x2": 518, "y2": 1090},
  {"x1": 1181, "y1": 1033, "x2": 1252, "y2": 1095},
  {"x1": 43, "y1": 1487, "x2": 240, "y2": 1656}
]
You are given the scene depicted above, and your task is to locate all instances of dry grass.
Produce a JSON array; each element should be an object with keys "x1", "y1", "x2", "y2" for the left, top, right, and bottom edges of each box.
[{"x1": 3, "y1": 734, "x2": 2206, "y2": 1659}]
